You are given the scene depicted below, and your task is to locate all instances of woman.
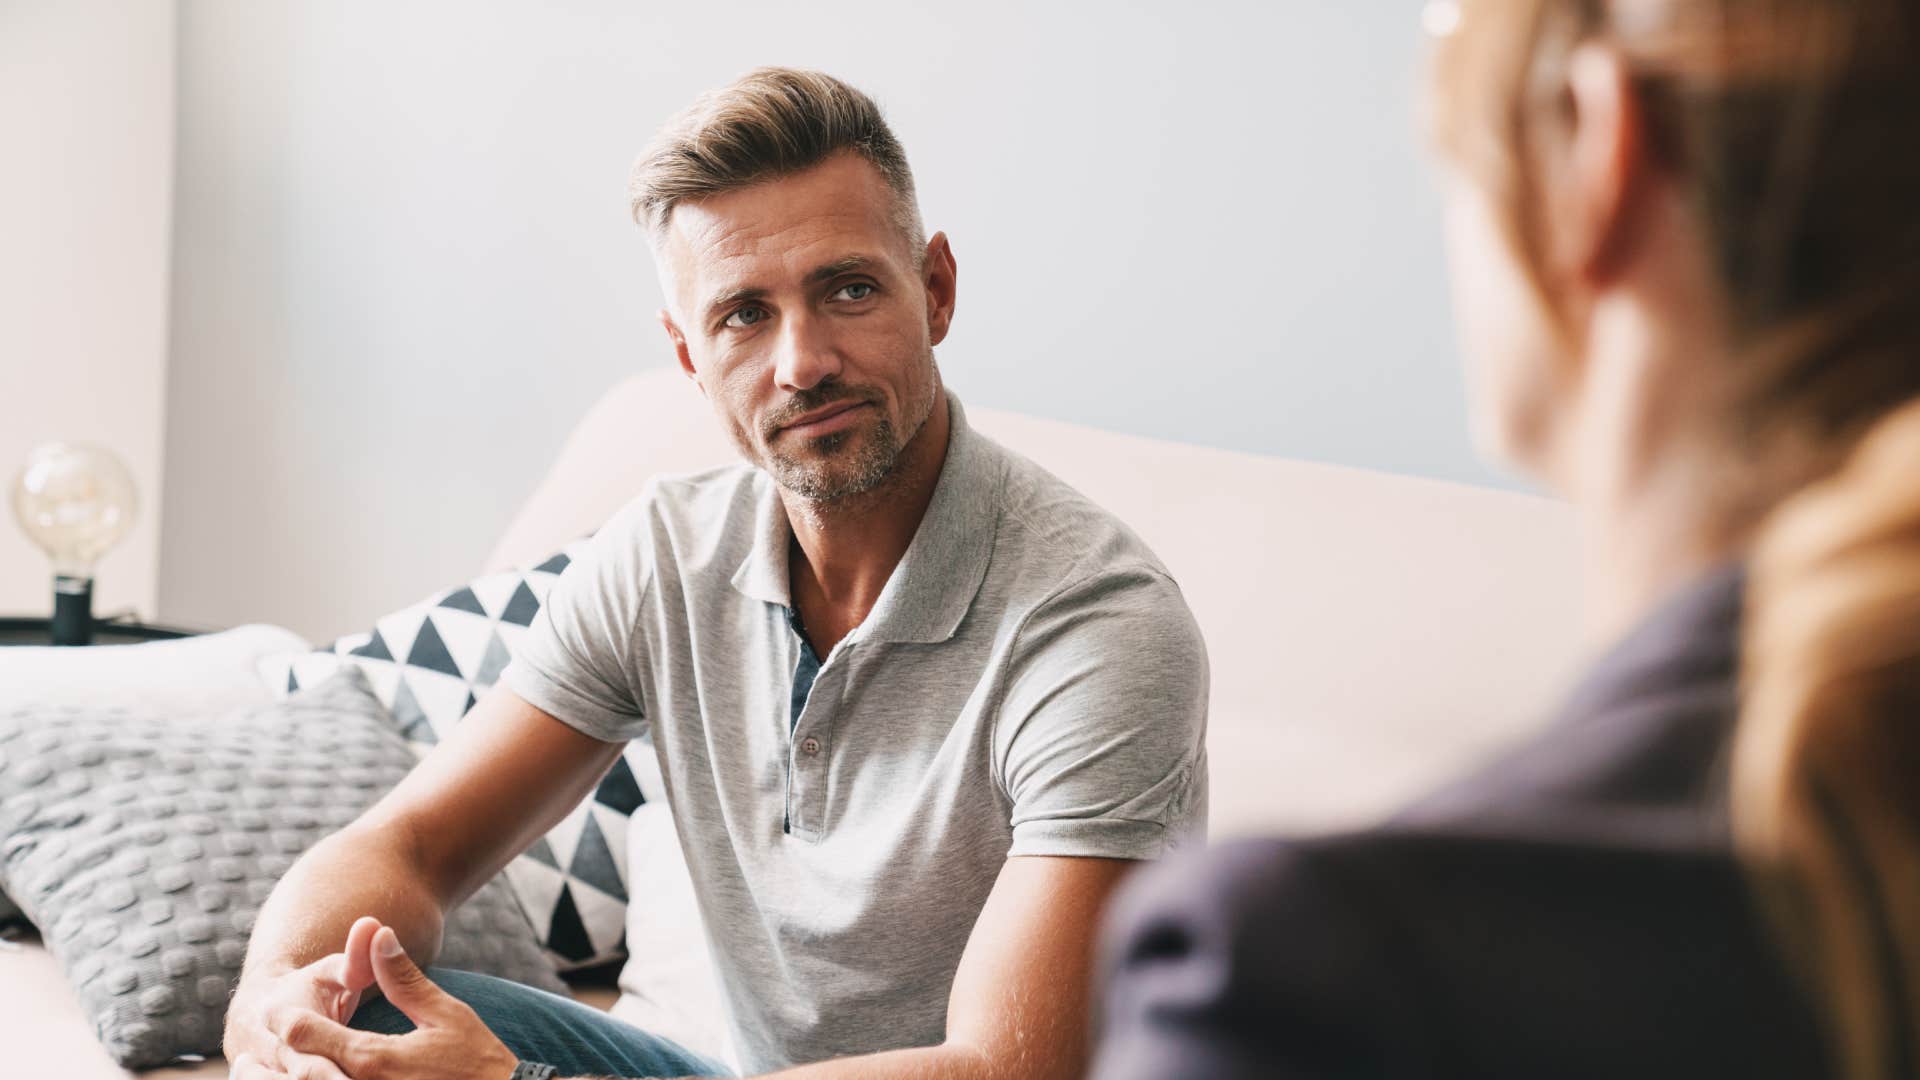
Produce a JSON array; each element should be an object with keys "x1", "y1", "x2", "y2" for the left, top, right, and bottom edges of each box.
[{"x1": 1093, "y1": 1, "x2": 1920, "y2": 1077}]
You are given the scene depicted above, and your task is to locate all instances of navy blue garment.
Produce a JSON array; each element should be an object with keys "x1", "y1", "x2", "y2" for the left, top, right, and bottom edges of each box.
[
  {"x1": 786, "y1": 606, "x2": 821, "y2": 734},
  {"x1": 1092, "y1": 566, "x2": 1839, "y2": 1079},
  {"x1": 783, "y1": 605, "x2": 821, "y2": 836}
]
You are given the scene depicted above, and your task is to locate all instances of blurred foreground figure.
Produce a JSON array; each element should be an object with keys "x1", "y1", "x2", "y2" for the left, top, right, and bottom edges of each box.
[{"x1": 1094, "y1": 2, "x2": 1920, "y2": 1077}]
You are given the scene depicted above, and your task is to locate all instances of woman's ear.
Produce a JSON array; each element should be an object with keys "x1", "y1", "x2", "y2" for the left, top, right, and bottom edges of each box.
[{"x1": 1558, "y1": 42, "x2": 1649, "y2": 287}]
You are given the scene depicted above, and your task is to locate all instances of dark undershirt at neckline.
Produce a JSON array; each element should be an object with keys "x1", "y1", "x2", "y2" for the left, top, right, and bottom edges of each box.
[{"x1": 785, "y1": 606, "x2": 822, "y2": 734}]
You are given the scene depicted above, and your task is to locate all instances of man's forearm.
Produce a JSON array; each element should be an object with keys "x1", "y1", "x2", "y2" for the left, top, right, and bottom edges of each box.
[
  {"x1": 241, "y1": 821, "x2": 447, "y2": 984},
  {"x1": 753, "y1": 1044, "x2": 994, "y2": 1080}
]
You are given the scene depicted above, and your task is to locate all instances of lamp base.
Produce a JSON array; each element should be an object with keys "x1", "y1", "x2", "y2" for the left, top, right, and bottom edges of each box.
[{"x1": 51, "y1": 576, "x2": 93, "y2": 646}]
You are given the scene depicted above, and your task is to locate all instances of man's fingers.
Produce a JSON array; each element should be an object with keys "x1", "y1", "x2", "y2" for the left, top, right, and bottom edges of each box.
[
  {"x1": 265, "y1": 1006, "x2": 364, "y2": 1072},
  {"x1": 284, "y1": 953, "x2": 364, "y2": 1030},
  {"x1": 228, "y1": 1050, "x2": 290, "y2": 1079},
  {"x1": 307, "y1": 952, "x2": 349, "y2": 992},
  {"x1": 341, "y1": 915, "x2": 382, "y2": 994},
  {"x1": 369, "y1": 925, "x2": 450, "y2": 1025},
  {"x1": 274, "y1": 1048, "x2": 354, "y2": 1080}
]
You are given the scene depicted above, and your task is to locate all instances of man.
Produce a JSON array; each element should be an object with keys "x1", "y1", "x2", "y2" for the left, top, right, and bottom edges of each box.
[{"x1": 224, "y1": 67, "x2": 1208, "y2": 1080}]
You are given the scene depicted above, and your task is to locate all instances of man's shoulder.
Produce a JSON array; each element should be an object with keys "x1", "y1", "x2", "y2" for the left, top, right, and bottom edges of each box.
[
  {"x1": 979, "y1": 434, "x2": 1181, "y2": 607},
  {"x1": 646, "y1": 460, "x2": 766, "y2": 518},
  {"x1": 582, "y1": 461, "x2": 768, "y2": 584},
  {"x1": 596, "y1": 461, "x2": 765, "y2": 539}
]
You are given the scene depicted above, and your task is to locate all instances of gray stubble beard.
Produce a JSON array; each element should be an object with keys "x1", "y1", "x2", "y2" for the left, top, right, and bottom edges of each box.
[
  {"x1": 766, "y1": 360, "x2": 940, "y2": 507},
  {"x1": 766, "y1": 415, "x2": 905, "y2": 502}
]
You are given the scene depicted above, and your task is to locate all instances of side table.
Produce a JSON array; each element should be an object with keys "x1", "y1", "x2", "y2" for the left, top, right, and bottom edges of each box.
[{"x1": 0, "y1": 616, "x2": 202, "y2": 647}]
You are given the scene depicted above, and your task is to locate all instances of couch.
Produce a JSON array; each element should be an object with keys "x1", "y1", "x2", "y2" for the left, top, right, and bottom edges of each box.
[{"x1": 1, "y1": 368, "x2": 1587, "y2": 1077}]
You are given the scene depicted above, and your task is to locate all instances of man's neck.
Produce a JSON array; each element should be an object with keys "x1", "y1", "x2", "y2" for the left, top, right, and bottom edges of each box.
[{"x1": 783, "y1": 391, "x2": 952, "y2": 654}]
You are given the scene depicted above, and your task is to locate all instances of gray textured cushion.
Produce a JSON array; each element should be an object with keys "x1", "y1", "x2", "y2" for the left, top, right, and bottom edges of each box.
[{"x1": 0, "y1": 668, "x2": 566, "y2": 1068}]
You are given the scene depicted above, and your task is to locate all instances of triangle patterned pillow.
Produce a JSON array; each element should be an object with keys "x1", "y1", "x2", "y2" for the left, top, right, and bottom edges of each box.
[{"x1": 261, "y1": 542, "x2": 656, "y2": 972}]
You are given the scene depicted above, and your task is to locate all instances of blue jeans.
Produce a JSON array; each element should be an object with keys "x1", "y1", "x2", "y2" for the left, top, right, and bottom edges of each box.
[{"x1": 350, "y1": 968, "x2": 734, "y2": 1079}]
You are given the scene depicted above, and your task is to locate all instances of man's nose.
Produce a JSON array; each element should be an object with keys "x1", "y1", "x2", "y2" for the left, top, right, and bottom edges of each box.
[{"x1": 773, "y1": 311, "x2": 843, "y2": 392}]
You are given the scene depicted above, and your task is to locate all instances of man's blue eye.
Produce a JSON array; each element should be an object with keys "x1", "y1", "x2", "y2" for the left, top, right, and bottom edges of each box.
[
  {"x1": 725, "y1": 306, "x2": 767, "y2": 329},
  {"x1": 836, "y1": 283, "x2": 874, "y2": 301}
]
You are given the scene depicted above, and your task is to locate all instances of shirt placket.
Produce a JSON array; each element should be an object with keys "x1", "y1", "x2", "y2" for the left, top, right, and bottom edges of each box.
[
  {"x1": 783, "y1": 607, "x2": 836, "y2": 839},
  {"x1": 786, "y1": 658, "x2": 839, "y2": 840}
]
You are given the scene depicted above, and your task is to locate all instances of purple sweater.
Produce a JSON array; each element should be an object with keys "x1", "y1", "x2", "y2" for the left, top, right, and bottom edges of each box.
[{"x1": 1092, "y1": 566, "x2": 1841, "y2": 1079}]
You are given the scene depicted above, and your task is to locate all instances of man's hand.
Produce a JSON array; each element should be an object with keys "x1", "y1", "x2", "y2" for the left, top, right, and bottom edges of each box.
[
  {"x1": 247, "y1": 922, "x2": 520, "y2": 1080},
  {"x1": 225, "y1": 916, "x2": 381, "y2": 1080},
  {"x1": 224, "y1": 687, "x2": 623, "y2": 1076}
]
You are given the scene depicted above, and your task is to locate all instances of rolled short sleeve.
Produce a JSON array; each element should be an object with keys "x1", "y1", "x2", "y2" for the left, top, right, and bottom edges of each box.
[
  {"x1": 995, "y1": 566, "x2": 1210, "y2": 860},
  {"x1": 500, "y1": 495, "x2": 656, "y2": 744}
]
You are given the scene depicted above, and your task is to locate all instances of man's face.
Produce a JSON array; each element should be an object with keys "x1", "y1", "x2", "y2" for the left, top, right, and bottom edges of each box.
[{"x1": 657, "y1": 152, "x2": 955, "y2": 503}]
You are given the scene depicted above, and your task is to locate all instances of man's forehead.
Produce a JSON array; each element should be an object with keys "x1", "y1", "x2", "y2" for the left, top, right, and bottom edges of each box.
[
  {"x1": 670, "y1": 197, "x2": 881, "y2": 266},
  {"x1": 659, "y1": 156, "x2": 911, "y2": 299}
]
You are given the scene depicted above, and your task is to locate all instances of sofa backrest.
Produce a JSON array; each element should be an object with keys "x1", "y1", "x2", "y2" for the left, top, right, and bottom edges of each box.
[{"x1": 488, "y1": 369, "x2": 1588, "y2": 838}]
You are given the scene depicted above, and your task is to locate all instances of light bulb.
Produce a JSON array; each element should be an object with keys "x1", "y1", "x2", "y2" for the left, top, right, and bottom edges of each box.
[
  {"x1": 11, "y1": 442, "x2": 138, "y2": 645},
  {"x1": 1422, "y1": 0, "x2": 1461, "y2": 38}
]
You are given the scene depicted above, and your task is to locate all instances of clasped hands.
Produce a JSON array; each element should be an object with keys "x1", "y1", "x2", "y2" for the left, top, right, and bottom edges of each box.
[{"x1": 224, "y1": 915, "x2": 519, "y2": 1080}]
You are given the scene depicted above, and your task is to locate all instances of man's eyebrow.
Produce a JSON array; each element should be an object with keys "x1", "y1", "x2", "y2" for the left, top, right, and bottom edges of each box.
[
  {"x1": 806, "y1": 255, "x2": 879, "y2": 284},
  {"x1": 703, "y1": 285, "x2": 768, "y2": 323}
]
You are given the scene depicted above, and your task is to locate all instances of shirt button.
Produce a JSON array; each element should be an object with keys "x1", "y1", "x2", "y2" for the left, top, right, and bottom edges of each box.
[{"x1": 801, "y1": 737, "x2": 821, "y2": 756}]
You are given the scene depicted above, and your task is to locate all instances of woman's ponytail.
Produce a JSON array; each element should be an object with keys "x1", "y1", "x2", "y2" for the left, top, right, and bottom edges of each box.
[{"x1": 1738, "y1": 399, "x2": 1920, "y2": 1080}]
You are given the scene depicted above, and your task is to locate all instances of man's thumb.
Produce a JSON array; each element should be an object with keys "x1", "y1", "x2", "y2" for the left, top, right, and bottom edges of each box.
[{"x1": 370, "y1": 926, "x2": 445, "y2": 1025}]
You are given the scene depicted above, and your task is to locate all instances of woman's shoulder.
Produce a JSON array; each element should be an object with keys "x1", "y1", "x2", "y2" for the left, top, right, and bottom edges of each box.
[{"x1": 1405, "y1": 565, "x2": 1750, "y2": 824}]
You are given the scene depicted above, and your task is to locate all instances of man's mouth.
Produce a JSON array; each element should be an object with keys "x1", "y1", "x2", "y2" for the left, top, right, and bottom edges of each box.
[{"x1": 776, "y1": 399, "x2": 872, "y2": 439}]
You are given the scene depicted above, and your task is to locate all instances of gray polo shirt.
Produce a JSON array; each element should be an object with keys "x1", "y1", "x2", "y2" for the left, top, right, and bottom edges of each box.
[{"x1": 502, "y1": 393, "x2": 1209, "y2": 1072}]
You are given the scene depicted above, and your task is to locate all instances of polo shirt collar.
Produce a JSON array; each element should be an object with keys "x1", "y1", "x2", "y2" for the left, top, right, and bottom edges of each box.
[
  {"x1": 730, "y1": 474, "x2": 794, "y2": 607},
  {"x1": 728, "y1": 391, "x2": 1001, "y2": 645}
]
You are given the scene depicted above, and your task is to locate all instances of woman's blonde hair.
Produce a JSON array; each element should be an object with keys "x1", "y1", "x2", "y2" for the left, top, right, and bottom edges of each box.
[
  {"x1": 1432, "y1": 2, "x2": 1920, "y2": 1075},
  {"x1": 1743, "y1": 399, "x2": 1920, "y2": 1079}
]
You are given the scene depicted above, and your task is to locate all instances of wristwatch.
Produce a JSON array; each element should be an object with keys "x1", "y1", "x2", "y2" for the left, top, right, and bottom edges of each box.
[{"x1": 510, "y1": 1063, "x2": 558, "y2": 1080}]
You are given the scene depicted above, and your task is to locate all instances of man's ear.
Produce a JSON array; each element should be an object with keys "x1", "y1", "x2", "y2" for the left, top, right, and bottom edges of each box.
[
  {"x1": 659, "y1": 309, "x2": 703, "y2": 394},
  {"x1": 1559, "y1": 43, "x2": 1648, "y2": 287},
  {"x1": 922, "y1": 231, "x2": 958, "y2": 347}
]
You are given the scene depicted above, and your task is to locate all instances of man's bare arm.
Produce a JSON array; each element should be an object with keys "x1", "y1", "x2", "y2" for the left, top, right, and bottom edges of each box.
[{"x1": 253, "y1": 777, "x2": 1142, "y2": 1080}]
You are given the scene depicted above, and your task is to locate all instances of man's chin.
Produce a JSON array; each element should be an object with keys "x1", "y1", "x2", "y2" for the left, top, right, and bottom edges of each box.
[
  {"x1": 769, "y1": 467, "x2": 872, "y2": 503},
  {"x1": 758, "y1": 415, "x2": 905, "y2": 500},
  {"x1": 768, "y1": 454, "x2": 893, "y2": 503},
  {"x1": 802, "y1": 429, "x2": 857, "y2": 456}
]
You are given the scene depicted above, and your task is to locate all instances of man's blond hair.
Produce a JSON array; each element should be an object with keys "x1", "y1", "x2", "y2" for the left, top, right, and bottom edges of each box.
[{"x1": 629, "y1": 67, "x2": 924, "y2": 253}]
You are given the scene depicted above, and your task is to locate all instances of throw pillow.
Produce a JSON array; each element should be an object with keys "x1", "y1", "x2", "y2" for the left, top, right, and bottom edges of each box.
[
  {"x1": 0, "y1": 623, "x2": 309, "y2": 713},
  {"x1": 0, "y1": 624, "x2": 313, "y2": 932},
  {"x1": 0, "y1": 668, "x2": 565, "y2": 1069},
  {"x1": 262, "y1": 542, "x2": 649, "y2": 970},
  {"x1": 612, "y1": 799, "x2": 733, "y2": 1071}
]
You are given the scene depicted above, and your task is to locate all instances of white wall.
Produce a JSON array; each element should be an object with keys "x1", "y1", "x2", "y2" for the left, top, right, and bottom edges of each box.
[
  {"x1": 0, "y1": 0, "x2": 175, "y2": 623},
  {"x1": 162, "y1": 1, "x2": 1495, "y2": 641}
]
